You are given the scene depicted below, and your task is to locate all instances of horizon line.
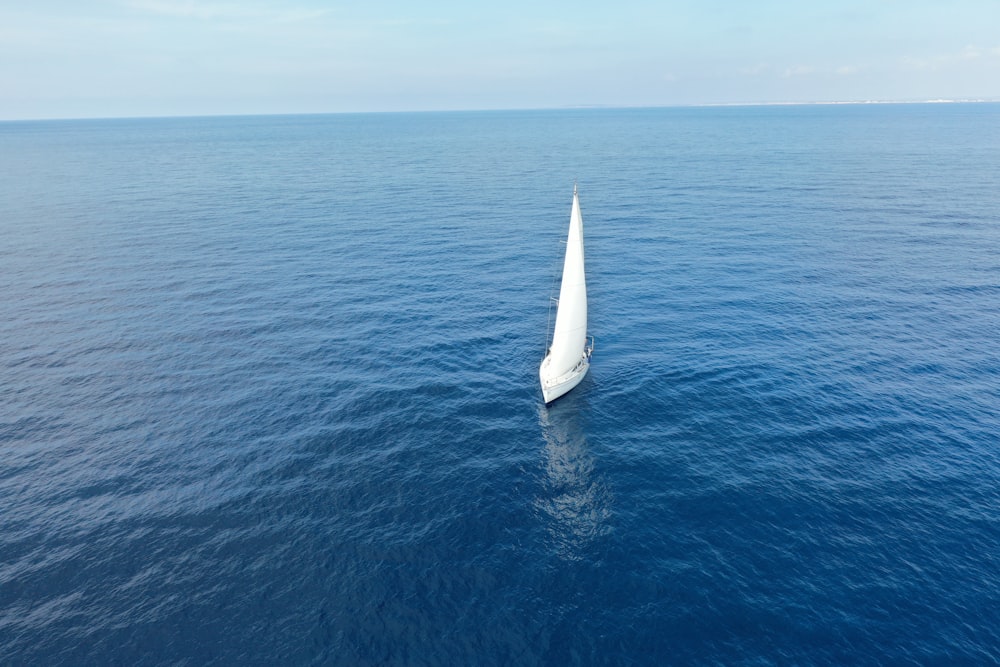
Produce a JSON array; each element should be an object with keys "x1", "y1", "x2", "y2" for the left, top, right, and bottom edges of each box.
[{"x1": 2, "y1": 98, "x2": 997, "y2": 123}]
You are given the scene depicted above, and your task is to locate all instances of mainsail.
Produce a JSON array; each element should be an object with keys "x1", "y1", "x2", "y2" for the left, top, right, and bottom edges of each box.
[{"x1": 540, "y1": 185, "x2": 591, "y2": 403}]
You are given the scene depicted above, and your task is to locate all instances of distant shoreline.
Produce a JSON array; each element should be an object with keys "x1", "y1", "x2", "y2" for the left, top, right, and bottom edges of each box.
[{"x1": 569, "y1": 98, "x2": 999, "y2": 109}]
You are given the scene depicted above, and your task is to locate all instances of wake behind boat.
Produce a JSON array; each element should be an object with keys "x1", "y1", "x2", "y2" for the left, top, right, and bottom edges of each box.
[{"x1": 540, "y1": 185, "x2": 593, "y2": 403}]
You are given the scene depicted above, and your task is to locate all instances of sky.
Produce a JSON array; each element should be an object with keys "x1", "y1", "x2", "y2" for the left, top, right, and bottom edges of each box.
[{"x1": 1, "y1": 0, "x2": 999, "y2": 120}]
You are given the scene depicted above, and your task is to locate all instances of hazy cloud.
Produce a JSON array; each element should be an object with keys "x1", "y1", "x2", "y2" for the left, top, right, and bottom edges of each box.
[
  {"x1": 122, "y1": 0, "x2": 328, "y2": 23},
  {"x1": 782, "y1": 65, "x2": 815, "y2": 78}
]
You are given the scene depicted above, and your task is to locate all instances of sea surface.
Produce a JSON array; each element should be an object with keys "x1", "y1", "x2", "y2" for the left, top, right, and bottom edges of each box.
[{"x1": 2, "y1": 105, "x2": 999, "y2": 665}]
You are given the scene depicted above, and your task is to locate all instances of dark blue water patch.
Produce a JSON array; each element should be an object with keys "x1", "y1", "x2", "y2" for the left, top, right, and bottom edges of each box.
[{"x1": 2, "y1": 105, "x2": 1000, "y2": 665}]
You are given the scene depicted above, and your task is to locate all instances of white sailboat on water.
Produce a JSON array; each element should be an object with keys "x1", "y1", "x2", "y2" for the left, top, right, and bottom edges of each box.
[{"x1": 540, "y1": 184, "x2": 593, "y2": 403}]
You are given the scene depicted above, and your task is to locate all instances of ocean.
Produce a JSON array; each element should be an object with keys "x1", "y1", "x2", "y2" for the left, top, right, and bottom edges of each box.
[{"x1": 2, "y1": 105, "x2": 999, "y2": 665}]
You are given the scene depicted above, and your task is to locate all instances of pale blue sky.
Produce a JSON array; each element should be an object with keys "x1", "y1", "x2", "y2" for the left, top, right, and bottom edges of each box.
[{"x1": 2, "y1": 0, "x2": 999, "y2": 119}]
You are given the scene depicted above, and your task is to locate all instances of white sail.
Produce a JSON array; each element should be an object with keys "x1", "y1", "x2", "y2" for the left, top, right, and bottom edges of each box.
[
  {"x1": 548, "y1": 189, "x2": 588, "y2": 375},
  {"x1": 540, "y1": 185, "x2": 592, "y2": 403}
]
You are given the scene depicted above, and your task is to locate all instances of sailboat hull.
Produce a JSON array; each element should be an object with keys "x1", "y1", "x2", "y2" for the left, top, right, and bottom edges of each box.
[{"x1": 540, "y1": 354, "x2": 590, "y2": 404}]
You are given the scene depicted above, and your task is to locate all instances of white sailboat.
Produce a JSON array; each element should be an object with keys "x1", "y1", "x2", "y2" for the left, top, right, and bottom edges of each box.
[{"x1": 540, "y1": 184, "x2": 593, "y2": 403}]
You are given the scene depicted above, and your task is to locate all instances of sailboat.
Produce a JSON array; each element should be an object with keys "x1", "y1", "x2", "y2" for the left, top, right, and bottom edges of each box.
[{"x1": 540, "y1": 184, "x2": 594, "y2": 403}]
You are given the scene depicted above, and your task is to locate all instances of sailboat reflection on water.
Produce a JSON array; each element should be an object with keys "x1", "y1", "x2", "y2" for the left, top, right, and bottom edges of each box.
[{"x1": 536, "y1": 398, "x2": 612, "y2": 561}]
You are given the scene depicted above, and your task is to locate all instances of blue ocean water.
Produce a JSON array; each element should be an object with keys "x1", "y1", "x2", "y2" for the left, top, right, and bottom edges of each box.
[{"x1": 2, "y1": 105, "x2": 999, "y2": 665}]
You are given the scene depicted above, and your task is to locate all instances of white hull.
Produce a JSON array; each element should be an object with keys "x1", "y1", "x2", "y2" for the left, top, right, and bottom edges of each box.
[{"x1": 540, "y1": 353, "x2": 590, "y2": 404}]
